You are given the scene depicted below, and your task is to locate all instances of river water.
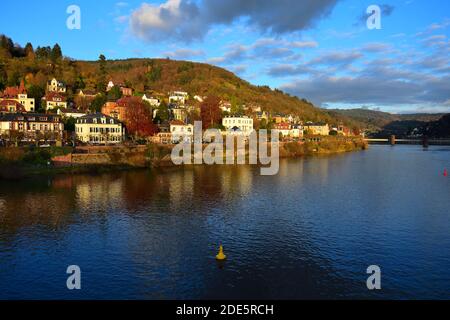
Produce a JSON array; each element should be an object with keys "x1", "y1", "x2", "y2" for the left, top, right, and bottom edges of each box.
[{"x1": 0, "y1": 145, "x2": 449, "y2": 299}]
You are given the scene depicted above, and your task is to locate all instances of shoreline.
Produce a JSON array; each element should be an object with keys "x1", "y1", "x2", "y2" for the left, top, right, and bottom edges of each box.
[{"x1": 0, "y1": 137, "x2": 368, "y2": 180}]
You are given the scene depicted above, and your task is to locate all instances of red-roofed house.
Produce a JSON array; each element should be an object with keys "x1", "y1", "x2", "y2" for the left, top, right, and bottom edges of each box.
[
  {"x1": 44, "y1": 92, "x2": 67, "y2": 110},
  {"x1": 0, "y1": 100, "x2": 26, "y2": 113},
  {"x1": 0, "y1": 80, "x2": 35, "y2": 112}
]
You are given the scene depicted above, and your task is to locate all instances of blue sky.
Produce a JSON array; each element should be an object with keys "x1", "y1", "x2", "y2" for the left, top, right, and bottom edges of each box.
[{"x1": 1, "y1": 0, "x2": 449, "y2": 113}]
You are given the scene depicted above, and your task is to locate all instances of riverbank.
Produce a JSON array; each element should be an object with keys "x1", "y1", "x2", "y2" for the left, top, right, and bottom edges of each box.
[{"x1": 0, "y1": 137, "x2": 368, "y2": 179}]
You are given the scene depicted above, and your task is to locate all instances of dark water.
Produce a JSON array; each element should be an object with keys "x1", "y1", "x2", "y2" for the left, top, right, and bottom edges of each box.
[{"x1": 0, "y1": 145, "x2": 449, "y2": 300}]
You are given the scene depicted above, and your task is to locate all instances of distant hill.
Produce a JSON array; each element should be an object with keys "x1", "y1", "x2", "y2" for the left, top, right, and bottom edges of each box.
[{"x1": 328, "y1": 108, "x2": 446, "y2": 137}]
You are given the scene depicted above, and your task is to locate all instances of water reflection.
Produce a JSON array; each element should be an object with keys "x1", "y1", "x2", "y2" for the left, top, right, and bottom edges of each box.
[{"x1": 0, "y1": 145, "x2": 449, "y2": 299}]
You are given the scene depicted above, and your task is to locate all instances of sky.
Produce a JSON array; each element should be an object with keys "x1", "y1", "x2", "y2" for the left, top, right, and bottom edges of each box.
[{"x1": 1, "y1": 0, "x2": 449, "y2": 113}]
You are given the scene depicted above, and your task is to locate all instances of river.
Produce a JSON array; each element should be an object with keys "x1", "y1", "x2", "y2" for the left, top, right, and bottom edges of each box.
[{"x1": 0, "y1": 145, "x2": 449, "y2": 299}]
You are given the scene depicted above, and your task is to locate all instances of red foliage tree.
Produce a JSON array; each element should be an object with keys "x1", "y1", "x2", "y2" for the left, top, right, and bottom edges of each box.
[
  {"x1": 121, "y1": 97, "x2": 158, "y2": 138},
  {"x1": 200, "y1": 96, "x2": 222, "y2": 129}
]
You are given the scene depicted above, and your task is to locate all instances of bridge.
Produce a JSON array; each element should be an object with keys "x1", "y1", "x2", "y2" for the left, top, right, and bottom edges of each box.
[{"x1": 365, "y1": 136, "x2": 450, "y2": 146}]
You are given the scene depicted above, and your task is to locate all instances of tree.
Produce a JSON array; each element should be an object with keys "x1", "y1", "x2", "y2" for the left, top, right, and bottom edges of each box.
[
  {"x1": 200, "y1": 96, "x2": 222, "y2": 129},
  {"x1": 50, "y1": 44, "x2": 62, "y2": 62},
  {"x1": 154, "y1": 100, "x2": 170, "y2": 123},
  {"x1": 24, "y1": 42, "x2": 34, "y2": 60},
  {"x1": 90, "y1": 94, "x2": 107, "y2": 112},
  {"x1": 63, "y1": 117, "x2": 76, "y2": 133},
  {"x1": 122, "y1": 97, "x2": 158, "y2": 139},
  {"x1": 107, "y1": 85, "x2": 123, "y2": 101},
  {"x1": 97, "y1": 54, "x2": 107, "y2": 93},
  {"x1": 27, "y1": 85, "x2": 46, "y2": 112}
]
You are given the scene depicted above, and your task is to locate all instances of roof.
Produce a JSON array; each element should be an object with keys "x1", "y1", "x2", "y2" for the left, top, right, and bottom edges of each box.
[
  {"x1": 45, "y1": 92, "x2": 67, "y2": 102},
  {"x1": 48, "y1": 78, "x2": 65, "y2": 86},
  {"x1": 59, "y1": 108, "x2": 85, "y2": 114},
  {"x1": 77, "y1": 113, "x2": 122, "y2": 124},
  {"x1": 1, "y1": 80, "x2": 27, "y2": 98},
  {"x1": 0, "y1": 99, "x2": 26, "y2": 112},
  {"x1": 0, "y1": 113, "x2": 61, "y2": 122},
  {"x1": 78, "y1": 89, "x2": 98, "y2": 96},
  {"x1": 305, "y1": 122, "x2": 328, "y2": 126},
  {"x1": 170, "y1": 120, "x2": 187, "y2": 126}
]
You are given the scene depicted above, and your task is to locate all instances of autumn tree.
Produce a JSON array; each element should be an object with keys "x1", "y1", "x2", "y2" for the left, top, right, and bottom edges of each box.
[
  {"x1": 122, "y1": 97, "x2": 158, "y2": 139},
  {"x1": 200, "y1": 96, "x2": 222, "y2": 129}
]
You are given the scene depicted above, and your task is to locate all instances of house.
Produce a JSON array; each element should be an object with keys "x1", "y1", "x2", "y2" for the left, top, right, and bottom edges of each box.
[
  {"x1": 106, "y1": 81, "x2": 133, "y2": 96},
  {"x1": 0, "y1": 113, "x2": 64, "y2": 140},
  {"x1": 273, "y1": 122, "x2": 291, "y2": 137},
  {"x1": 219, "y1": 101, "x2": 232, "y2": 113},
  {"x1": 274, "y1": 114, "x2": 288, "y2": 124},
  {"x1": 57, "y1": 108, "x2": 87, "y2": 119},
  {"x1": 169, "y1": 91, "x2": 189, "y2": 104},
  {"x1": 142, "y1": 94, "x2": 161, "y2": 107},
  {"x1": 289, "y1": 125, "x2": 303, "y2": 138},
  {"x1": 47, "y1": 78, "x2": 66, "y2": 93},
  {"x1": 222, "y1": 116, "x2": 254, "y2": 136},
  {"x1": 256, "y1": 111, "x2": 269, "y2": 121},
  {"x1": 44, "y1": 92, "x2": 67, "y2": 110},
  {"x1": 77, "y1": 89, "x2": 99, "y2": 99},
  {"x1": 0, "y1": 80, "x2": 35, "y2": 112},
  {"x1": 101, "y1": 101, "x2": 123, "y2": 120},
  {"x1": 120, "y1": 87, "x2": 133, "y2": 96},
  {"x1": 102, "y1": 97, "x2": 152, "y2": 122},
  {"x1": 304, "y1": 122, "x2": 330, "y2": 136},
  {"x1": 170, "y1": 120, "x2": 194, "y2": 143},
  {"x1": 75, "y1": 113, "x2": 124, "y2": 144},
  {"x1": 193, "y1": 95, "x2": 205, "y2": 102},
  {"x1": 0, "y1": 100, "x2": 26, "y2": 113},
  {"x1": 106, "y1": 80, "x2": 118, "y2": 91},
  {"x1": 172, "y1": 107, "x2": 187, "y2": 122},
  {"x1": 152, "y1": 121, "x2": 172, "y2": 144}
]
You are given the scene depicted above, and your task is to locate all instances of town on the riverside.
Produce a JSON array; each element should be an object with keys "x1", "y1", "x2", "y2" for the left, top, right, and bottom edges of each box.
[{"x1": 0, "y1": 77, "x2": 362, "y2": 149}]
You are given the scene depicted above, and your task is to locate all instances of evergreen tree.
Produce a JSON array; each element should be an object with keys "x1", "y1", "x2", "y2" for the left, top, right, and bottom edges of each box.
[{"x1": 50, "y1": 43, "x2": 62, "y2": 62}]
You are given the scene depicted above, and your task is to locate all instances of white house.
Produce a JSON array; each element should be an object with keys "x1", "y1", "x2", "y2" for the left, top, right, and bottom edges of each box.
[
  {"x1": 142, "y1": 94, "x2": 161, "y2": 107},
  {"x1": 169, "y1": 91, "x2": 189, "y2": 104},
  {"x1": 75, "y1": 113, "x2": 124, "y2": 144},
  {"x1": 57, "y1": 108, "x2": 87, "y2": 119},
  {"x1": 222, "y1": 116, "x2": 254, "y2": 136},
  {"x1": 170, "y1": 120, "x2": 194, "y2": 143}
]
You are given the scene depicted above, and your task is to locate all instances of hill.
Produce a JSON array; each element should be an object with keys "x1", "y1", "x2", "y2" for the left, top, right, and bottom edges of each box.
[
  {"x1": 328, "y1": 108, "x2": 446, "y2": 137},
  {"x1": 0, "y1": 34, "x2": 359, "y2": 127}
]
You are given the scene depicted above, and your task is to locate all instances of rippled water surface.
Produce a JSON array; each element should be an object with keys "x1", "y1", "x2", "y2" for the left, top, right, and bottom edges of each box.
[{"x1": 0, "y1": 145, "x2": 449, "y2": 299}]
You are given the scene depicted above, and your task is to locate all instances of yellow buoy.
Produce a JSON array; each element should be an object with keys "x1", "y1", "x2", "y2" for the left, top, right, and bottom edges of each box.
[{"x1": 216, "y1": 245, "x2": 227, "y2": 260}]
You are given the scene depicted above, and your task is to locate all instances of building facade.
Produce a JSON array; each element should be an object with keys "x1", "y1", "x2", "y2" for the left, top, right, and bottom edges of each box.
[
  {"x1": 45, "y1": 92, "x2": 67, "y2": 110},
  {"x1": 222, "y1": 116, "x2": 254, "y2": 136},
  {"x1": 0, "y1": 113, "x2": 64, "y2": 140},
  {"x1": 47, "y1": 78, "x2": 66, "y2": 93},
  {"x1": 304, "y1": 122, "x2": 330, "y2": 136},
  {"x1": 75, "y1": 113, "x2": 124, "y2": 144},
  {"x1": 0, "y1": 81, "x2": 35, "y2": 112},
  {"x1": 170, "y1": 120, "x2": 194, "y2": 143}
]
